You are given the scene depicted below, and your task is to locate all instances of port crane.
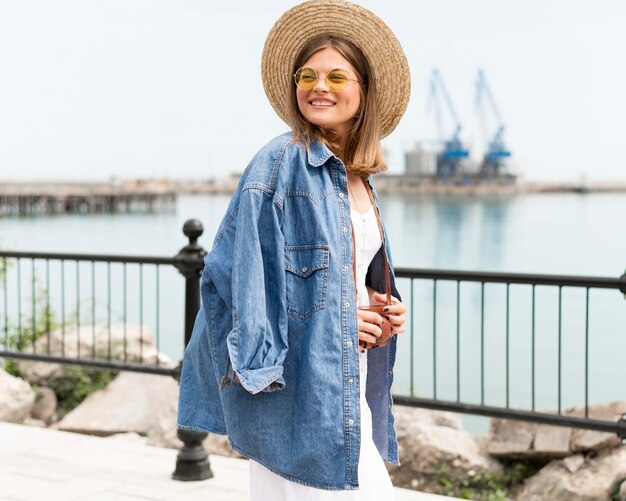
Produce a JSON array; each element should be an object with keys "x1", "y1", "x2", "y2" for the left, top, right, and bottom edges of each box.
[
  {"x1": 427, "y1": 69, "x2": 469, "y2": 180},
  {"x1": 475, "y1": 69, "x2": 511, "y2": 178}
]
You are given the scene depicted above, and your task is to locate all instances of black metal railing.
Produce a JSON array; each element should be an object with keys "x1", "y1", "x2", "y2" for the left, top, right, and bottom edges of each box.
[
  {"x1": 1, "y1": 221, "x2": 625, "y2": 481},
  {"x1": 0, "y1": 251, "x2": 175, "y2": 375},
  {"x1": 0, "y1": 219, "x2": 211, "y2": 480},
  {"x1": 393, "y1": 267, "x2": 626, "y2": 440}
]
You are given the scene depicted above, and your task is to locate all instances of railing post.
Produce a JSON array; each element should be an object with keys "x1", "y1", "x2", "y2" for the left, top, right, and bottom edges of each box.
[{"x1": 172, "y1": 219, "x2": 212, "y2": 481}]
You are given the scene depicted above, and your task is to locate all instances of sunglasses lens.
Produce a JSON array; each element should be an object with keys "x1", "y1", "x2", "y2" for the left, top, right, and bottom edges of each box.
[
  {"x1": 295, "y1": 67, "x2": 318, "y2": 90},
  {"x1": 326, "y1": 69, "x2": 350, "y2": 91}
]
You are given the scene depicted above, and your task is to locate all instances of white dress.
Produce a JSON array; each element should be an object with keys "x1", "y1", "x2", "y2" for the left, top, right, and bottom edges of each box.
[{"x1": 249, "y1": 205, "x2": 395, "y2": 500}]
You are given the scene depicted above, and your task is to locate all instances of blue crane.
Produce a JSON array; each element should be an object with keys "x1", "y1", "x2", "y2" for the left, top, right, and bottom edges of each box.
[
  {"x1": 475, "y1": 69, "x2": 511, "y2": 178},
  {"x1": 427, "y1": 69, "x2": 469, "y2": 180}
]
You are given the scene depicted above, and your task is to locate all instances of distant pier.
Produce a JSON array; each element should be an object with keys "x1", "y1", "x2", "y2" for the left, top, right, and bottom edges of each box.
[{"x1": 0, "y1": 181, "x2": 176, "y2": 216}]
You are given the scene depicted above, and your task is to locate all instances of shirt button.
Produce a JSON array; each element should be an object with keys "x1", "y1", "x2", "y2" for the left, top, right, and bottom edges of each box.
[
  {"x1": 389, "y1": 370, "x2": 393, "y2": 376},
  {"x1": 344, "y1": 301, "x2": 350, "y2": 308},
  {"x1": 348, "y1": 378, "x2": 354, "y2": 385},
  {"x1": 343, "y1": 265, "x2": 348, "y2": 271},
  {"x1": 342, "y1": 226, "x2": 348, "y2": 233},
  {"x1": 339, "y1": 192, "x2": 344, "y2": 198},
  {"x1": 347, "y1": 340, "x2": 353, "y2": 347},
  {"x1": 301, "y1": 266, "x2": 308, "y2": 273},
  {"x1": 348, "y1": 419, "x2": 354, "y2": 426}
]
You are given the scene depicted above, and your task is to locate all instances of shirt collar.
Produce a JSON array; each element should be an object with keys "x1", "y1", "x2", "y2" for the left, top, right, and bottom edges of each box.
[{"x1": 306, "y1": 139, "x2": 336, "y2": 168}]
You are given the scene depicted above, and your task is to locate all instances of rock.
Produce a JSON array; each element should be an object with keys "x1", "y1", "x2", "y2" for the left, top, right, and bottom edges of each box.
[
  {"x1": 0, "y1": 368, "x2": 36, "y2": 422},
  {"x1": 17, "y1": 324, "x2": 174, "y2": 385},
  {"x1": 58, "y1": 372, "x2": 178, "y2": 438},
  {"x1": 562, "y1": 454, "x2": 585, "y2": 473},
  {"x1": 400, "y1": 406, "x2": 464, "y2": 430},
  {"x1": 572, "y1": 430, "x2": 616, "y2": 451},
  {"x1": 568, "y1": 401, "x2": 626, "y2": 452},
  {"x1": 533, "y1": 425, "x2": 571, "y2": 458},
  {"x1": 31, "y1": 386, "x2": 58, "y2": 424},
  {"x1": 516, "y1": 446, "x2": 626, "y2": 501},
  {"x1": 389, "y1": 406, "x2": 501, "y2": 491},
  {"x1": 57, "y1": 370, "x2": 243, "y2": 459},
  {"x1": 487, "y1": 418, "x2": 535, "y2": 457}
]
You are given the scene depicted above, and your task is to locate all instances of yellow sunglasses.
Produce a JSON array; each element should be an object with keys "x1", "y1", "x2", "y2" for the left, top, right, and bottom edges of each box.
[{"x1": 293, "y1": 66, "x2": 360, "y2": 92}]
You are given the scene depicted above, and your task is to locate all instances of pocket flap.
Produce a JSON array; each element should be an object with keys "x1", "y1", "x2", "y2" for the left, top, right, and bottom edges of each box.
[{"x1": 285, "y1": 245, "x2": 329, "y2": 278}]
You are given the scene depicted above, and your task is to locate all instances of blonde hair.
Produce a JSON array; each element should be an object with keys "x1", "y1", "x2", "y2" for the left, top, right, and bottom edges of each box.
[{"x1": 286, "y1": 35, "x2": 386, "y2": 176}]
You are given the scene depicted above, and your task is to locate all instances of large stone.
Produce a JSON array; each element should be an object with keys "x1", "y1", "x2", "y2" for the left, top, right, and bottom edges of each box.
[
  {"x1": 516, "y1": 446, "x2": 626, "y2": 500},
  {"x1": 487, "y1": 418, "x2": 535, "y2": 457},
  {"x1": 58, "y1": 372, "x2": 178, "y2": 438},
  {"x1": 0, "y1": 368, "x2": 36, "y2": 422},
  {"x1": 389, "y1": 406, "x2": 501, "y2": 491},
  {"x1": 533, "y1": 425, "x2": 571, "y2": 458},
  {"x1": 57, "y1": 370, "x2": 242, "y2": 458},
  {"x1": 31, "y1": 386, "x2": 58, "y2": 424},
  {"x1": 568, "y1": 401, "x2": 626, "y2": 452},
  {"x1": 17, "y1": 324, "x2": 174, "y2": 385}
]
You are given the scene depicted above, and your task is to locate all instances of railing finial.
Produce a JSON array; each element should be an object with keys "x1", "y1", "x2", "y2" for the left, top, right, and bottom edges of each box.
[{"x1": 182, "y1": 219, "x2": 204, "y2": 248}]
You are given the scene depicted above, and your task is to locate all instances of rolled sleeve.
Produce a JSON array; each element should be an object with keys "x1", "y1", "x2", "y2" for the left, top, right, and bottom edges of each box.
[{"x1": 226, "y1": 187, "x2": 288, "y2": 395}]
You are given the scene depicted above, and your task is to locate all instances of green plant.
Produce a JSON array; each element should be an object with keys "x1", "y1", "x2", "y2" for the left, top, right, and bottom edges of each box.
[
  {"x1": 432, "y1": 461, "x2": 540, "y2": 501},
  {"x1": 46, "y1": 365, "x2": 117, "y2": 417},
  {"x1": 3, "y1": 358, "x2": 21, "y2": 377}
]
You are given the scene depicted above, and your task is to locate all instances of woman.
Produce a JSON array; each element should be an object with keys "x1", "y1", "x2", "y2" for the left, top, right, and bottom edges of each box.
[{"x1": 177, "y1": 0, "x2": 411, "y2": 497}]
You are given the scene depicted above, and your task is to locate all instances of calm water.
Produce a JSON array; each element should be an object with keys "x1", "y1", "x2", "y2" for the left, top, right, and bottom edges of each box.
[{"x1": 2, "y1": 192, "x2": 625, "y2": 432}]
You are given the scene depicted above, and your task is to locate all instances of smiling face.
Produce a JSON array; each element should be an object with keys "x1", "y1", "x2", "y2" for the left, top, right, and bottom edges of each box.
[{"x1": 295, "y1": 47, "x2": 362, "y2": 141}]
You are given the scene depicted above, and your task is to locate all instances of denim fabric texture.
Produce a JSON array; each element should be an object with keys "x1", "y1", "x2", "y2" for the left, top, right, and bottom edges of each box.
[{"x1": 177, "y1": 132, "x2": 402, "y2": 490}]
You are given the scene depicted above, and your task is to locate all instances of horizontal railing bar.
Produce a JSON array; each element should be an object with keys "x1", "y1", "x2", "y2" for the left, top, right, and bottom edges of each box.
[
  {"x1": 395, "y1": 267, "x2": 626, "y2": 291},
  {"x1": 2, "y1": 251, "x2": 623, "y2": 291},
  {"x1": 393, "y1": 395, "x2": 626, "y2": 437},
  {"x1": 0, "y1": 251, "x2": 175, "y2": 265},
  {"x1": 0, "y1": 351, "x2": 177, "y2": 377}
]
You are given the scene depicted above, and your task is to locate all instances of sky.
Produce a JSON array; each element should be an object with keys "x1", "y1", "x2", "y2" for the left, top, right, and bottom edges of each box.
[{"x1": 0, "y1": 0, "x2": 625, "y2": 182}]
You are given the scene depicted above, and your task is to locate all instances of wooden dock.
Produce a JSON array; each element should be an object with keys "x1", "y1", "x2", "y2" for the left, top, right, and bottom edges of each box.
[{"x1": 0, "y1": 181, "x2": 177, "y2": 216}]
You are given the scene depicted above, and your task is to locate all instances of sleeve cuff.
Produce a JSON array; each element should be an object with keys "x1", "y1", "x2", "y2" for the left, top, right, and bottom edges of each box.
[{"x1": 236, "y1": 365, "x2": 285, "y2": 395}]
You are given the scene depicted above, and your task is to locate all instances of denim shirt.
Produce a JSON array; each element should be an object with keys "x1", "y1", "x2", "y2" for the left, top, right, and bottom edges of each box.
[{"x1": 177, "y1": 132, "x2": 402, "y2": 491}]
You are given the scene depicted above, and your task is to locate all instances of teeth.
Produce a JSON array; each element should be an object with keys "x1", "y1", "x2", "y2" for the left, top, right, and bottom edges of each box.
[{"x1": 311, "y1": 101, "x2": 334, "y2": 107}]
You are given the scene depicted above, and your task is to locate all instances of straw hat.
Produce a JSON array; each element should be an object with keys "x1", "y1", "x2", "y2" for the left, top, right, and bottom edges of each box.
[{"x1": 262, "y1": 0, "x2": 410, "y2": 139}]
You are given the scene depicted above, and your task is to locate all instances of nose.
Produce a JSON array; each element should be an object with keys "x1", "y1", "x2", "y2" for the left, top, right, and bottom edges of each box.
[{"x1": 312, "y1": 75, "x2": 330, "y2": 92}]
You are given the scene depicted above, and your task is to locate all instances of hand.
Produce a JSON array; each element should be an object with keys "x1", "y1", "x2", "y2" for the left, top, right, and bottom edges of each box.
[
  {"x1": 371, "y1": 292, "x2": 406, "y2": 336},
  {"x1": 356, "y1": 308, "x2": 384, "y2": 352}
]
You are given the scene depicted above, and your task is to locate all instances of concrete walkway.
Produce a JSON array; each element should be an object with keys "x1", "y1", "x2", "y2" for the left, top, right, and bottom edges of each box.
[{"x1": 0, "y1": 422, "x2": 460, "y2": 501}]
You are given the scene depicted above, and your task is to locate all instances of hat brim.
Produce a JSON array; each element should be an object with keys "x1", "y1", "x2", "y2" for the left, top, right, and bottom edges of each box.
[{"x1": 262, "y1": 0, "x2": 410, "y2": 140}]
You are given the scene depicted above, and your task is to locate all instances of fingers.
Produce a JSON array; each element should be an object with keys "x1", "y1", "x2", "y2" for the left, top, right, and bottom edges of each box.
[
  {"x1": 356, "y1": 308, "x2": 384, "y2": 325},
  {"x1": 358, "y1": 330, "x2": 380, "y2": 346},
  {"x1": 356, "y1": 308, "x2": 383, "y2": 347},
  {"x1": 370, "y1": 293, "x2": 407, "y2": 334},
  {"x1": 358, "y1": 317, "x2": 382, "y2": 339}
]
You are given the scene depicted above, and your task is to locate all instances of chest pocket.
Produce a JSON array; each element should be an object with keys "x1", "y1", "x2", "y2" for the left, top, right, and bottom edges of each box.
[{"x1": 284, "y1": 245, "x2": 330, "y2": 320}]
